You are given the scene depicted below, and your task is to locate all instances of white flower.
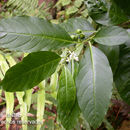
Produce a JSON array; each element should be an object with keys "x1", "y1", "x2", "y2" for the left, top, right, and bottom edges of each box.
[
  {"x1": 70, "y1": 52, "x2": 79, "y2": 61},
  {"x1": 66, "y1": 51, "x2": 79, "y2": 62}
]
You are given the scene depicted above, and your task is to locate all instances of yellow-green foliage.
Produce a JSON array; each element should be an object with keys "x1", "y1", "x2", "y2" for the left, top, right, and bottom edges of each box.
[{"x1": 1, "y1": 0, "x2": 52, "y2": 19}]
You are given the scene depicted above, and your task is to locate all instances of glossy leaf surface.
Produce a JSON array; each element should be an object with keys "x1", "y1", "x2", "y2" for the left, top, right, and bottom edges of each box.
[
  {"x1": 98, "y1": 45, "x2": 119, "y2": 74},
  {"x1": 1, "y1": 51, "x2": 61, "y2": 91},
  {"x1": 76, "y1": 45, "x2": 113, "y2": 128},
  {"x1": 109, "y1": 1, "x2": 128, "y2": 25},
  {"x1": 61, "y1": 17, "x2": 95, "y2": 38},
  {"x1": 57, "y1": 66, "x2": 79, "y2": 129},
  {"x1": 0, "y1": 16, "x2": 74, "y2": 52},
  {"x1": 94, "y1": 26, "x2": 128, "y2": 46}
]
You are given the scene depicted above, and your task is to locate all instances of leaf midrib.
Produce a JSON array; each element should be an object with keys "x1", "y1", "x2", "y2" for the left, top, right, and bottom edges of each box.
[
  {"x1": 0, "y1": 31, "x2": 77, "y2": 44},
  {"x1": 88, "y1": 43, "x2": 96, "y2": 118}
]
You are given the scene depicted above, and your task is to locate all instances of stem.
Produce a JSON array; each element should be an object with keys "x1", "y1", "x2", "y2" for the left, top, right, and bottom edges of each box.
[
  {"x1": 37, "y1": 80, "x2": 45, "y2": 130},
  {"x1": 71, "y1": 59, "x2": 74, "y2": 77},
  {"x1": 83, "y1": 33, "x2": 96, "y2": 43},
  {"x1": 68, "y1": 30, "x2": 97, "y2": 34}
]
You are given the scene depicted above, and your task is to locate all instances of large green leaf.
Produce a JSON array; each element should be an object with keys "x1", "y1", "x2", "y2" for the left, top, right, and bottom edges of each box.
[
  {"x1": 109, "y1": 1, "x2": 128, "y2": 25},
  {"x1": 114, "y1": 45, "x2": 130, "y2": 105},
  {"x1": 57, "y1": 66, "x2": 80, "y2": 130},
  {"x1": 76, "y1": 45, "x2": 113, "y2": 128},
  {"x1": 94, "y1": 26, "x2": 129, "y2": 46},
  {"x1": 0, "y1": 16, "x2": 75, "y2": 52},
  {"x1": 85, "y1": 0, "x2": 128, "y2": 26},
  {"x1": 61, "y1": 17, "x2": 95, "y2": 38},
  {"x1": 1, "y1": 51, "x2": 61, "y2": 91},
  {"x1": 98, "y1": 45, "x2": 119, "y2": 74}
]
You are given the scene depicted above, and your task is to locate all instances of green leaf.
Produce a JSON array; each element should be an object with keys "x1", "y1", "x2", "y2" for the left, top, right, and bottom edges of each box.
[
  {"x1": 74, "y1": 0, "x2": 84, "y2": 8},
  {"x1": 114, "y1": 45, "x2": 130, "y2": 105},
  {"x1": 5, "y1": 92, "x2": 14, "y2": 130},
  {"x1": 98, "y1": 45, "x2": 119, "y2": 74},
  {"x1": 103, "y1": 118, "x2": 114, "y2": 130},
  {"x1": 76, "y1": 44, "x2": 113, "y2": 128},
  {"x1": 61, "y1": 17, "x2": 95, "y2": 38},
  {"x1": 24, "y1": 89, "x2": 32, "y2": 112},
  {"x1": 94, "y1": 26, "x2": 129, "y2": 46},
  {"x1": 109, "y1": 2, "x2": 128, "y2": 25},
  {"x1": 37, "y1": 81, "x2": 45, "y2": 130},
  {"x1": 88, "y1": 0, "x2": 129, "y2": 26},
  {"x1": 66, "y1": 6, "x2": 78, "y2": 15},
  {"x1": 0, "y1": 16, "x2": 74, "y2": 52},
  {"x1": 3, "y1": 55, "x2": 15, "y2": 129},
  {"x1": 61, "y1": 0, "x2": 71, "y2": 6},
  {"x1": 81, "y1": 9, "x2": 88, "y2": 17},
  {"x1": 57, "y1": 66, "x2": 80, "y2": 130},
  {"x1": 50, "y1": 72, "x2": 58, "y2": 99},
  {"x1": 16, "y1": 92, "x2": 28, "y2": 130},
  {"x1": 112, "y1": 0, "x2": 130, "y2": 16},
  {"x1": 1, "y1": 51, "x2": 61, "y2": 92},
  {"x1": 91, "y1": 12, "x2": 110, "y2": 26}
]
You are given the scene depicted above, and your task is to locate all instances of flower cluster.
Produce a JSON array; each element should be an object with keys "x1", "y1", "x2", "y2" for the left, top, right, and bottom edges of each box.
[{"x1": 66, "y1": 51, "x2": 79, "y2": 62}]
